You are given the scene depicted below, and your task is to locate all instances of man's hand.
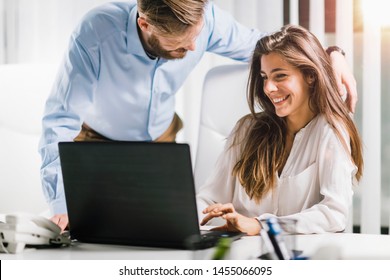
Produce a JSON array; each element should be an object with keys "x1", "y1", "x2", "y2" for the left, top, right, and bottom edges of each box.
[
  {"x1": 201, "y1": 203, "x2": 261, "y2": 236},
  {"x1": 329, "y1": 50, "x2": 358, "y2": 113},
  {"x1": 50, "y1": 214, "x2": 69, "y2": 232}
]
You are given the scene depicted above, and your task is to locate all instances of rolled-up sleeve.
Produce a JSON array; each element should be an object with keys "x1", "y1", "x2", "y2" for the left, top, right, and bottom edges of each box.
[
  {"x1": 205, "y1": 3, "x2": 264, "y2": 62},
  {"x1": 39, "y1": 32, "x2": 98, "y2": 214}
]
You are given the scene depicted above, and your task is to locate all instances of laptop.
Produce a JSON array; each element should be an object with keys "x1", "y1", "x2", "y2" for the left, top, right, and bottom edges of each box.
[{"x1": 58, "y1": 141, "x2": 244, "y2": 249}]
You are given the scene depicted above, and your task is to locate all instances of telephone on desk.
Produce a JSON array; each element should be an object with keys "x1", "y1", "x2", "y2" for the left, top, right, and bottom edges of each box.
[{"x1": 0, "y1": 213, "x2": 70, "y2": 254}]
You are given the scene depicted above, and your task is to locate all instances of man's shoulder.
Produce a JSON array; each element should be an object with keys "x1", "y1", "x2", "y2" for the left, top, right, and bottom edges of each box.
[
  {"x1": 75, "y1": 1, "x2": 136, "y2": 40},
  {"x1": 85, "y1": 1, "x2": 135, "y2": 20}
]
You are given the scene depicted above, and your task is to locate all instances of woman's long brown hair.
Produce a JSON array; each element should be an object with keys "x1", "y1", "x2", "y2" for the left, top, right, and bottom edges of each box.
[{"x1": 232, "y1": 25, "x2": 363, "y2": 202}]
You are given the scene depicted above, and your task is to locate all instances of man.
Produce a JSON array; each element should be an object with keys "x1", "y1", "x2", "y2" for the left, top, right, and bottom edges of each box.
[{"x1": 39, "y1": 0, "x2": 357, "y2": 231}]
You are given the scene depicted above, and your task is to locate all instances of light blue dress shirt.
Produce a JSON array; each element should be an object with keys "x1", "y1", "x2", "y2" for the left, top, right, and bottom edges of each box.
[{"x1": 39, "y1": 0, "x2": 262, "y2": 214}]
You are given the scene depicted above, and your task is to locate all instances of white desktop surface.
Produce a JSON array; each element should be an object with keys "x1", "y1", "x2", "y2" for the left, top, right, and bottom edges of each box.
[
  {"x1": 294, "y1": 233, "x2": 390, "y2": 259},
  {"x1": 1, "y1": 233, "x2": 390, "y2": 260}
]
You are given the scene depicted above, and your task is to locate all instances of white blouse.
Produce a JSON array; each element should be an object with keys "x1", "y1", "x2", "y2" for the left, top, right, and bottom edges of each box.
[{"x1": 196, "y1": 114, "x2": 357, "y2": 233}]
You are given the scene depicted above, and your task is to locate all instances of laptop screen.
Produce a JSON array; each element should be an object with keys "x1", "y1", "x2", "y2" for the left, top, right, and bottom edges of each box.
[{"x1": 59, "y1": 141, "x2": 202, "y2": 249}]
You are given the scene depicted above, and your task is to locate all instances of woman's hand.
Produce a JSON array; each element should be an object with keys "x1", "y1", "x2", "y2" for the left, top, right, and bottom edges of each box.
[
  {"x1": 200, "y1": 203, "x2": 261, "y2": 236},
  {"x1": 329, "y1": 51, "x2": 358, "y2": 113}
]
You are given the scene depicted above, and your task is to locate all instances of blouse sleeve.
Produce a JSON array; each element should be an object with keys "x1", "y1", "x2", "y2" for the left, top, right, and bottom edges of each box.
[{"x1": 196, "y1": 117, "x2": 250, "y2": 222}]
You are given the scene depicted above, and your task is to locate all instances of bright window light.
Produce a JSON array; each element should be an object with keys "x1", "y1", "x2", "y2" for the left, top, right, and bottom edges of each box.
[{"x1": 361, "y1": 0, "x2": 390, "y2": 27}]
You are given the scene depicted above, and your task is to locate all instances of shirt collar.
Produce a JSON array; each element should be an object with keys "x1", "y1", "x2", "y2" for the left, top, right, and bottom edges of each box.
[{"x1": 126, "y1": 5, "x2": 150, "y2": 58}]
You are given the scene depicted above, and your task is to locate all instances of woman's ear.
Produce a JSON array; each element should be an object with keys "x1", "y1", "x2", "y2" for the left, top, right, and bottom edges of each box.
[{"x1": 306, "y1": 74, "x2": 316, "y2": 85}]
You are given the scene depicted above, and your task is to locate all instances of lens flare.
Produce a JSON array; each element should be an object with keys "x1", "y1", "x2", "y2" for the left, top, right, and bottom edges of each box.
[{"x1": 361, "y1": 0, "x2": 390, "y2": 27}]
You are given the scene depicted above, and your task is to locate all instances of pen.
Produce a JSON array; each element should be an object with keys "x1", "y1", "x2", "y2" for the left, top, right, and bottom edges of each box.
[
  {"x1": 266, "y1": 218, "x2": 291, "y2": 260},
  {"x1": 259, "y1": 228, "x2": 278, "y2": 260}
]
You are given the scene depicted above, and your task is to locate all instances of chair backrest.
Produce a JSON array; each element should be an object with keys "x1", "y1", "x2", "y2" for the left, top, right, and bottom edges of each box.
[
  {"x1": 194, "y1": 64, "x2": 251, "y2": 190},
  {"x1": 0, "y1": 64, "x2": 57, "y2": 214}
]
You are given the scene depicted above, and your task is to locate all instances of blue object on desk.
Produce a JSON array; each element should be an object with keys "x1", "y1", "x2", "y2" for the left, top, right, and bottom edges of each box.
[{"x1": 266, "y1": 218, "x2": 292, "y2": 260}]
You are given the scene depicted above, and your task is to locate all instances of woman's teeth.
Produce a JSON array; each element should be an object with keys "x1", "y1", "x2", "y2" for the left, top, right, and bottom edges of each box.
[{"x1": 273, "y1": 96, "x2": 288, "y2": 103}]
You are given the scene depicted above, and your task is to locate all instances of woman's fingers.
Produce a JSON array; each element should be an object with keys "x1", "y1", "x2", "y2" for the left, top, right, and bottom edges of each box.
[
  {"x1": 201, "y1": 203, "x2": 236, "y2": 225},
  {"x1": 202, "y1": 203, "x2": 222, "y2": 214}
]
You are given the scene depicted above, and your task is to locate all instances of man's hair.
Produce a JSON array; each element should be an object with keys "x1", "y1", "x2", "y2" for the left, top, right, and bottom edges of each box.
[{"x1": 137, "y1": 0, "x2": 208, "y2": 34}]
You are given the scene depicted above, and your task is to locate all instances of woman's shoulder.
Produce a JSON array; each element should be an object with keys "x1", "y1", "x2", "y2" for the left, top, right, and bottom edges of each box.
[
  {"x1": 315, "y1": 114, "x2": 349, "y2": 136},
  {"x1": 226, "y1": 113, "x2": 254, "y2": 145},
  {"x1": 235, "y1": 113, "x2": 257, "y2": 128},
  {"x1": 231, "y1": 113, "x2": 259, "y2": 136},
  {"x1": 229, "y1": 112, "x2": 274, "y2": 143},
  {"x1": 311, "y1": 115, "x2": 351, "y2": 152}
]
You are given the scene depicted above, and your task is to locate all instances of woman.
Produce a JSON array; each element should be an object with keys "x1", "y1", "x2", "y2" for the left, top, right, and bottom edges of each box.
[{"x1": 197, "y1": 25, "x2": 363, "y2": 235}]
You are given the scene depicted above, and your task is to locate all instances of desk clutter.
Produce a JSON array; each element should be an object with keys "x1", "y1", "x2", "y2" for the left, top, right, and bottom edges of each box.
[
  {"x1": 0, "y1": 213, "x2": 370, "y2": 260},
  {"x1": 0, "y1": 213, "x2": 70, "y2": 254},
  {"x1": 258, "y1": 217, "x2": 304, "y2": 260}
]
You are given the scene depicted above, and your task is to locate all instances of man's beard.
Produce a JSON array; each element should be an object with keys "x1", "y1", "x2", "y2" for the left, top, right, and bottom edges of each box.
[{"x1": 147, "y1": 34, "x2": 187, "y2": 60}]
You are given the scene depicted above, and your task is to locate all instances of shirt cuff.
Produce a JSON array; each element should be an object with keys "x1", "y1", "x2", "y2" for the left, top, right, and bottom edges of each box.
[{"x1": 50, "y1": 198, "x2": 68, "y2": 215}]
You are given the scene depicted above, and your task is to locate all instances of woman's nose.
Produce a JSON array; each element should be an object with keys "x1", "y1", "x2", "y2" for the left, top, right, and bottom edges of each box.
[{"x1": 263, "y1": 80, "x2": 277, "y2": 94}]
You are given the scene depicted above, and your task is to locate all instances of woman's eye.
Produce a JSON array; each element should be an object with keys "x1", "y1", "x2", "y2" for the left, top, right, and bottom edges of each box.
[{"x1": 275, "y1": 73, "x2": 287, "y2": 79}]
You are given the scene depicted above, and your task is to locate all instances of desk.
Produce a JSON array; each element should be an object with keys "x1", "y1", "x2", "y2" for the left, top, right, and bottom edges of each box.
[{"x1": 1, "y1": 233, "x2": 390, "y2": 260}]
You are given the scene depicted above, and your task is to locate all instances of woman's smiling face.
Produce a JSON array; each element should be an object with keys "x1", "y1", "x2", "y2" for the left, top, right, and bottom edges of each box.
[{"x1": 260, "y1": 52, "x2": 312, "y2": 122}]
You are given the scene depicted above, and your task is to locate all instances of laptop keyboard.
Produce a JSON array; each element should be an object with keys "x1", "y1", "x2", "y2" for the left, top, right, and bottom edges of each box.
[{"x1": 185, "y1": 230, "x2": 245, "y2": 250}]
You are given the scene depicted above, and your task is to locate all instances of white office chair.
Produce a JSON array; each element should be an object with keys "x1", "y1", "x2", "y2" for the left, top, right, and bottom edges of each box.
[
  {"x1": 194, "y1": 63, "x2": 251, "y2": 190},
  {"x1": 0, "y1": 64, "x2": 57, "y2": 214}
]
